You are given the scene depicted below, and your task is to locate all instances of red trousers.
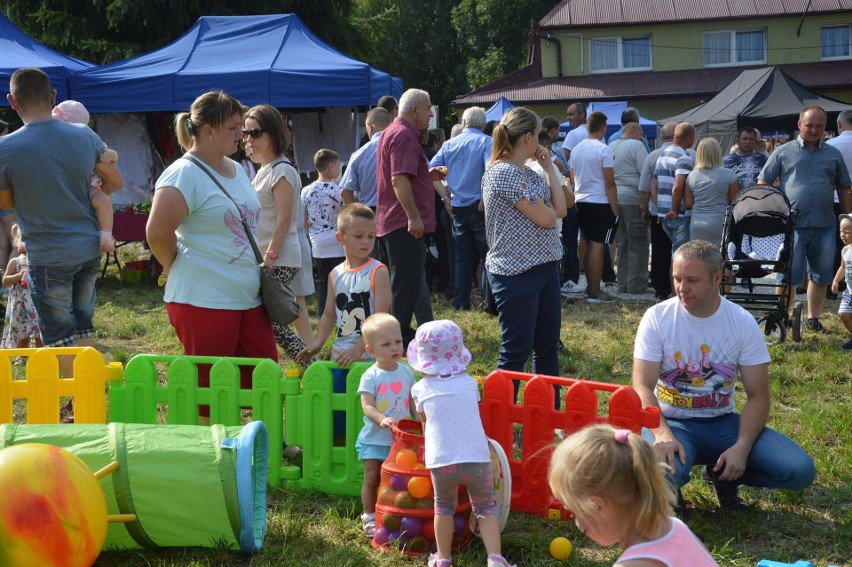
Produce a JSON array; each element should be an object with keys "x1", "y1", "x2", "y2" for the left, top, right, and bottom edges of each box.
[{"x1": 166, "y1": 303, "x2": 278, "y2": 416}]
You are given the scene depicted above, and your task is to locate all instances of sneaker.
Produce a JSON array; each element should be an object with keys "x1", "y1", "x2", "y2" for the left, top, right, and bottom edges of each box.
[
  {"x1": 805, "y1": 318, "x2": 827, "y2": 333},
  {"x1": 487, "y1": 554, "x2": 517, "y2": 567},
  {"x1": 428, "y1": 553, "x2": 452, "y2": 567},
  {"x1": 843, "y1": 337, "x2": 852, "y2": 351},
  {"x1": 560, "y1": 280, "x2": 586, "y2": 295},
  {"x1": 586, "y1": 290, "x2": 617, "y2": 303},
  {"x1": 360, "y1": 512, "x2": 376, "y2": 538},
  {"x1": 702, "y1": 466, "x2": 749, "y2": 510}
]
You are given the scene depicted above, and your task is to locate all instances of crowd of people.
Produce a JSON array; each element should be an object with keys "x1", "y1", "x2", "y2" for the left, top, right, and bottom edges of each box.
[{"x1": 1, "y1": 67, "x2": 849, "y2": 566}]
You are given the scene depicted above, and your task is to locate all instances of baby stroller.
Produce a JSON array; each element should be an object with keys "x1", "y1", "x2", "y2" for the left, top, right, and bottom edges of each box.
[{"x1": 720, "y1": 185, "x2": 803, "y2": 342}]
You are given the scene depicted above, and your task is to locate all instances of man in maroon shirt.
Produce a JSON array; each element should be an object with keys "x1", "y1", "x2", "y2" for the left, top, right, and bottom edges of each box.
[{"x1": 376, "y1": 88, "x2": 436, "y2": 346}]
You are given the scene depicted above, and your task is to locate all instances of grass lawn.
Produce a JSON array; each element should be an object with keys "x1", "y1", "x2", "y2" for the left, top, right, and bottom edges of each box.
[{"x1": 66, "y1": 267, "x2": 851, "y2": 566}]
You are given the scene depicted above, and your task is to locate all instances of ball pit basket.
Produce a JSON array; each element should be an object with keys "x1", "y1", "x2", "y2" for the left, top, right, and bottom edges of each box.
[{"x1": 370, "y1": 420, "x2": 472, "y2": 556}]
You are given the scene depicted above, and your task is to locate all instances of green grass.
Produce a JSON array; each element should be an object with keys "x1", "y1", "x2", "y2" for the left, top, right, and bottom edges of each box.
[{"x1": 63, "y1": 268, "x2": 852, "y2": 566}]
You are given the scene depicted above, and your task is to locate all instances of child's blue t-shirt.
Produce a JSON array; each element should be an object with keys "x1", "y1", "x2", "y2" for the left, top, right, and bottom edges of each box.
[{"x1": 356, "y1": 363, "x2": 416, "y2": 447}]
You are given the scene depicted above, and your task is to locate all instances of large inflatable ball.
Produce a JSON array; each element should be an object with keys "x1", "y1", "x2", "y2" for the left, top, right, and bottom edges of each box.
[{"x1": 0, "y1": 443, "x2": 107, "y2": 567}]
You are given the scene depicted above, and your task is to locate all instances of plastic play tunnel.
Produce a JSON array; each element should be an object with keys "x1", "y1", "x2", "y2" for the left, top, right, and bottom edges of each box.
[{"x1": 0, "y1": 421, "x2": 268, "y2": 552}]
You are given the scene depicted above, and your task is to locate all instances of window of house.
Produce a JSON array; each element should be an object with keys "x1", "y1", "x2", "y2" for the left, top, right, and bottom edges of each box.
[
  {"x1": 821, "y1": 24, "x2": 851, "y2": 59},
  {"x1": 703, "y1": 30, "x2": 766, "y2": 66},
  {"x1": 590, "y1": 36, "x2": 651, "y2": 73}
]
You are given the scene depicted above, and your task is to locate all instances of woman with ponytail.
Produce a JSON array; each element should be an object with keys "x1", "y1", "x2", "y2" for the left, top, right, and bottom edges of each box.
[
  {"x1": 482, "y1": 107, "x2": 567, "y2": 401},
  {"x1": 548, "y1": 424, "x2": 719, "y2": 566}
]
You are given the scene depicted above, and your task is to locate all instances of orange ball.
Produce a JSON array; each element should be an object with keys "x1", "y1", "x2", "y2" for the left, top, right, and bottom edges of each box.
[
  {"x1": 408, "y1": 476, "x2": 432, "y2": 499},
  {"x1": 395, "y1": 449, "x2": 418, "y2": 469}
]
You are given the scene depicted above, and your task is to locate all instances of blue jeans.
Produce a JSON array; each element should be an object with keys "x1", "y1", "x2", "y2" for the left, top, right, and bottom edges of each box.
[
  {"x1": 643, "y1": 413, "x2": 816, "y2": 490},
  {"x1": 451, "y1": 205, "x2": 488, "y2": 309},
  {"x1": 789, "y1": 224, "x2": 836, "y2": 285},
  {"x1": 28, "y1": 256, "x2": 101, "y2": 347},
  {"x1": 488, "y1": 261, "x2": 562, "y2": 402},
  {"x1": 662, "y1": 216, "x2": 690, "y2": 252}
]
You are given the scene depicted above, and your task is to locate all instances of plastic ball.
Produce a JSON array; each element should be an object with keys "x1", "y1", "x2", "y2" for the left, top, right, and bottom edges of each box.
[
  {"x1": 406, "y1": 534, "x2": 430, "y2": 552},
  {"x1": 382, "y1": 513, "x2": 402, "y2": 531},
  {"x1": 400, "y1": 516, "x2": 423, "y2": 536},
  {"x1": 415, "y1": 497, "x2": 434, "y2": 510},
  {"x1": 408, "y1": 476, "x2": 432, "y2": 499},
  {"x1": 549, "y1": 536, "x2": 573, "y2": 560},
  {"x1": 390, "y1": 474, "x2": 409, "y2": 491},
  {"x1": 394, "y1": 491, "x2": 416, "y2": 509},
  {"x1": 378, "y1": 486, "x2": 398, "y2": 506},
  {"x1": 372, "y1": 526, "x2": 391, "y2": 545},
  {"x1": 0, "y1": 444, "x2": 107, "y2": 567},
  {"x1": 395, "y1": 449, "x2": 418, "y2": 469},
  {"x1": 453, "y1": 513, "x2": 466, "y2": 534},
  {"x1": 422, "y1": 519, "x2": 435, "y2": 541},
  {"x1": 413, "y1": 462, "x2": 427, "y2": 470},
  {"x1": 388, "y1": 529, "x2": 401, "y2": 543}
]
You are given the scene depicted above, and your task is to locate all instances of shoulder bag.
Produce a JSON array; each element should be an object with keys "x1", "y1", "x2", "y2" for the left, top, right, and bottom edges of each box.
[{"x1": 183, "y1": 155, "x2": 300, "y2": 327}]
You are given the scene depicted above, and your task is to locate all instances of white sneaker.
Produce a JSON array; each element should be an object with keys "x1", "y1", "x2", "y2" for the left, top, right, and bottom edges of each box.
[{"x1": 561, "y1": 280, "x2": 586, "y2": 295}]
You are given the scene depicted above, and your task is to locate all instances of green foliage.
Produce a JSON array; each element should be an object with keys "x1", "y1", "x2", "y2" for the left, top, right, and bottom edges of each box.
[
  {"x1": 451, "y1": 0, "x2": 554, "y2": 89},
  {"x1": 2, "y1": 0, "x2": 365, "y2": 64},
  {"x1": 352, "y1": 0, "x2": 467, "y2": 127}
]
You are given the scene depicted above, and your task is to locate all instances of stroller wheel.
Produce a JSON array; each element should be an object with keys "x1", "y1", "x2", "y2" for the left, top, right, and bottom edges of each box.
[{"x1": 791, "y1": 302, "x2": 804, "y2": 342}]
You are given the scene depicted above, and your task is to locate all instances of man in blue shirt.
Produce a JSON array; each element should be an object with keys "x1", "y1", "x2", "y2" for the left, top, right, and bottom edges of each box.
[
  {"x1": 759, "y1": 105, "x2": 852, "y2": 332},
  {"x1": 429, "y1": 106, "x2": 491, "y2": 310},
  {"x1": 724, "y1": 126, "x2": 767, "y2": 191},
  {"x1": 341, "y1": 107, "x2": 392, "y2": 210}
]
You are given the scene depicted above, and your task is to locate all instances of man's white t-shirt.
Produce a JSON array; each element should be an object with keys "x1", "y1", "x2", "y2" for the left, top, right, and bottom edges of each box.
[
  {"x1": 563, "y1": 125, "x2": 588, "y2": 155},
  {"x1": 570, "y1": 138, "x2": 613, "y2": 204},
  {"x1": 633, "y1": 296, "x2": 770, "y2": 420}
]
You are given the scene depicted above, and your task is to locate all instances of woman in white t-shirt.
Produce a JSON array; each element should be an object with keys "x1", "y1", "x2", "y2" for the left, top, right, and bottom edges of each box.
[
  {"x1": 244, "y1": 105, "x2": 311, "y2": 366},
  {"x1": 148, "y1": 91, "x2": 277, "y2": 423}
]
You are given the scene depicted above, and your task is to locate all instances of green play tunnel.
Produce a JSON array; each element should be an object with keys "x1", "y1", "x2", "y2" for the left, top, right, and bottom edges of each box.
[{"x1": 0, "y1": 421, "x2": 268, "y2": 552}]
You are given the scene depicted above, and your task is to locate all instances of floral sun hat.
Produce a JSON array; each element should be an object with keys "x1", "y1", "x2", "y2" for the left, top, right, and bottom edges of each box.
[
  {"x1": 406, "y1": 320, "x2": 472, "y2": 377},
  {"x1": 52, "y1": 100, "x2": 90, "y2": 125}
]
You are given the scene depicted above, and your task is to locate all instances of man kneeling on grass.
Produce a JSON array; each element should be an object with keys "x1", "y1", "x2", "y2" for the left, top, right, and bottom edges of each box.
[{"x1": 632, "y1": 240, "x2": 816, "y2": 512}]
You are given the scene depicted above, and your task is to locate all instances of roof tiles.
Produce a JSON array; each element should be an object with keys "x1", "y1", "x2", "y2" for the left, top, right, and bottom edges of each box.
[
  {"x1": 540, "y1": 0, "x2": 852, "y2": 28},
  {"x1": 452, "y1": 61, "x2": 852, "y2": 105}
]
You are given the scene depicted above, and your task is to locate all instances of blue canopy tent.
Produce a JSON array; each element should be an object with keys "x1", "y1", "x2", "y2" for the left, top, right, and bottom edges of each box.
[
  {"x1": 560, "y1": 101, "x2": 656, "y2": 141},
  {"x1": 69, "y1": 14, "x2": 402, "y2": 112},
  {"x1": 485, "y1": 97, "x2": 514, "y2": 122},
  {"x1": 0, "y1": 12, "x2": 93, "y2": 105}
]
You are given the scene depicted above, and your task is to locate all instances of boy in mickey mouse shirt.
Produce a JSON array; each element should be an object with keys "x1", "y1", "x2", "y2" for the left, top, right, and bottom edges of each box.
[{"x1": 296, "y1": 203, "x2": 390, "y2": 366}]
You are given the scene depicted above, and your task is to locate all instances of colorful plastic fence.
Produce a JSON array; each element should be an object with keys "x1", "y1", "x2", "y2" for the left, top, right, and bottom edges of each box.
[
  {"x1": 108, "y1": 354, "x2": 289, "y2": 485},
  {"x1": 479, "y1": 369, "x2": 660, "y2": 518},
  {"x1": 283, "y1": 361, "x2": 371, "y2": 496},
  {"x1": 0, "y1": 347, "x2": 123, "y2": 424}
]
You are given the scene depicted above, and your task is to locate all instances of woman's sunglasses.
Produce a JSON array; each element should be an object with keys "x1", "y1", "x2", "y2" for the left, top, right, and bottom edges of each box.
[{"x1": 242, "y1": 128, "x2": 265, "y2": 139}]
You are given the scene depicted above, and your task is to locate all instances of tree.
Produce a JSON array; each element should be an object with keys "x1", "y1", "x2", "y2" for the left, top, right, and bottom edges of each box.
[
  {"x1": 2, "y1": 0, "x2": 366, "y2": 64},
  {"x1": 451, "y1": 0, "x2": 554, "y2": 90},
  {"x1": 352, "y1": 0, "x2": 466, "y2": 127}
]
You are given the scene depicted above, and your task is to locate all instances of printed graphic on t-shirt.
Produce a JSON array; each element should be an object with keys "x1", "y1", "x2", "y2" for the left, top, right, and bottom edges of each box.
[
  {"x1": 375, "y1": 380, "x2": 410, "y2": 417},
  {"x1": 656, "y1": 343, "x2": 736, "y2": 412},
  {"x1": 336, "y1": 271, "x2": 372, "y2": 338},
  {"x1": 224, "y1": 203, "x2": 258, "y2": 264}
]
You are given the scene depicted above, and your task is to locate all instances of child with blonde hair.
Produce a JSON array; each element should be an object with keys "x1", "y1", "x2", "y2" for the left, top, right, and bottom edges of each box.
[
  {"x1": 548, "y1": 424, "x2": 718, "y2": 566},
  {"x1": 1, "y1": 224, "x2": 41, "y2": 349},
  {"x1": 409, "y1": 320, "x2": 514, "y2": 567},
  {"x1": 52, "y1": 100, "x2": 117, "y2": 252},
  {"x1": 355, "y1": 312, "x2": 418, "y2": 537}
]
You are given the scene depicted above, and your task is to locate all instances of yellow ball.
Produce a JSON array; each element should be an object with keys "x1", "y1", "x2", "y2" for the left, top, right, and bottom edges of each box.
[{"x1": 549, "y1": 536, "x2": 573, "y2": 560}]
